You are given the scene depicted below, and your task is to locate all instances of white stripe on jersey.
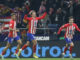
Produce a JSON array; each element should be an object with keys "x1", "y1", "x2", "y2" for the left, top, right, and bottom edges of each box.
[
  {"x1": 33, "y1": 20, "x2": 35, "y2": 34},
  {"x1": 66, "y1": 25, "x2": 75, "y2": 38},
  {"x1": 69, "y1": 26, "x2": 70, "y2": 34},
  {"x1": 66, "y1": 27, "x2": 68, "y2": 36},
  {"x1": 32, "y1": 20, "x2": 34, "y2": 34},
  {"x1": 13, "y1": 21, "x2": 17, "y2": 37},
  {"x1": 29, "y1": 19, "x2": 38, "y2": 34},
  {"x1": 31, "y1": 20, "x2": 33, "y2": 33}
]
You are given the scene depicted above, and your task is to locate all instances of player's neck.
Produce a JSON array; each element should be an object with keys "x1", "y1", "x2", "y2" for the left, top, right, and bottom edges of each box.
[
  {"x1": 69, "y1": 22, "x2": 73, "y2": 26},
  {"x1": 70, "y1": 24, "x2": 73, "y2": 26},
  {"x1": 32, "y1": 17, "x2": 35, "y2": 19}
]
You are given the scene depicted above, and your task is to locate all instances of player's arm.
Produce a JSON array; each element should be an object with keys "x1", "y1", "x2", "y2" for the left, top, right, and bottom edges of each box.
[
  {"x1": 57, "y1": 24, "x2": 68, "y2": 34},
  {"x1": 74, "y1": 24, "x2": 80, "y2": 32},
  {"x1": 36, "y1": 12, "x2": 47, "y2": 20},
  {"x1": 24, "y1": 14, "x2": 31, "y2": 21}
]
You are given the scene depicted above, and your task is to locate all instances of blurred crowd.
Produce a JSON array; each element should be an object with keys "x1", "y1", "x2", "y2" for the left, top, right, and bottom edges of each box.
[
  {"x1": 0, "y1": 0, "x2": 80, "y2": 28},
  {"x1": 0, "y1": 0, "x2": 80, "y2": 40}
]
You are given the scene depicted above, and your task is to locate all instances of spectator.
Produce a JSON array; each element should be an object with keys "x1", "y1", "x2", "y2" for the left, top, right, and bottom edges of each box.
[
  {"x1": 55, "y1": 8, "x2": 64, "y2": 26},
  {"x1": 5, "y1": 0, "x2": 12, "y2": 8},
  {"x1": 0, "y1": 0, "x2": 80, "y2": 28},
  {"x1": 74, "y1": 2, "x2": 80, "y2": 26},
  {"x1": 13, "y1": 7, "x2": 22, "y2": 28},
  {"x1": 48, "y1": 7, "x2": 55, "y2": 24},
  {"x1": 38, "y1": 0, "x2": 46, "y2": 15}
]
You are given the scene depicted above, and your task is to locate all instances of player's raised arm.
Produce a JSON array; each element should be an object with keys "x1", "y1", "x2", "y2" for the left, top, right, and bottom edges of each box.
[
  {"x1": 74, "y1": 23, "x2": 80, "y2": 32},
  {"x1": 36, "y1": 12, "x2": 47, "y2": 20},
  {"x1": 24, "y1": 14, "x2": 31, "y2": 21},
  {"x1": 57, "y1": 24, "x2": 69, "y2": 34}
]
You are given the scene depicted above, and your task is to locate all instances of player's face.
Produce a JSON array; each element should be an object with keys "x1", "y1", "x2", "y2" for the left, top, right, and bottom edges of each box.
[
  {"x1": 69, "y1": 18, "x2": 74, "y2": 25},
  {"x1": 12, "y1": 15, "x2": 16, "y2": 20},
  {"x1": 32, "y1": 12, "x2": 36, "y2": 18}
]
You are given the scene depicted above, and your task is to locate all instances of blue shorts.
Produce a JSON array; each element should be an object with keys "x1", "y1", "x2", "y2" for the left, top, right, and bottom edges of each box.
[
  {"x1": 27, "y1": 33, "x2": 35, "y2": 42},
  {"x1": 65, "y1": 38, "x2": 72, "y2": 44},
  {"x1": 8, "y1": 36, "x2": 20, "y2": 44}
]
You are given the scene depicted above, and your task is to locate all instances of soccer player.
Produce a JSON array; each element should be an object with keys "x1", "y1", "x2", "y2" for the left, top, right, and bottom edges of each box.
[
  {"x1": 18, "y1": 10, "x2": 47, "y2": 58},
  {"x1": 57, "y1": 16, "x2": 80, "y2": 58},
  {"x1": 0, "y1": 13, "x2": 22, "y2": 60}
]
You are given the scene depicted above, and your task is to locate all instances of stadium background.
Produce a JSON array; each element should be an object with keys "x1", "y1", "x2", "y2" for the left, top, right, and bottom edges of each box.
[{"x1": 0, "y1": 0, "x2": 80, "y2": 58}]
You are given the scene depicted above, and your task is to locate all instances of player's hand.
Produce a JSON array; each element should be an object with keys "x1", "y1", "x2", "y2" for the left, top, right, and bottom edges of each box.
[{"x1": 16, "y1": 29, "x2": 19, "y2": 32}]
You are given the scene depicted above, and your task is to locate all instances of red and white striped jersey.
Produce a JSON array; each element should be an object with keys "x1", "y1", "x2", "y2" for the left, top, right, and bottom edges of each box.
[
  {"x1": 58, "y1": 23, "x2": 80, "y2": 39},
  {"x1": 8, "y1": 19, "x2": 17, "y2": 37},
  {"x1": 24, "y1": 12, "x2": 47, "y2": 34},
  {"x1": 27, "y1": 19, "x2": 38, "y2": 34}
]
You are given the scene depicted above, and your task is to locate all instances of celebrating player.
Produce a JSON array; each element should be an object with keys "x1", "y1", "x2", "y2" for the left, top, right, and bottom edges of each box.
[
  {"x1": 0, "y1": 13, "x2": 22, "y2": 60},
  {"x1": 18, "y1": 10, "x2": 47, "y2": 58},
  {"x1": 57, "y1": 16, "x2": 80, "y2": 58}
]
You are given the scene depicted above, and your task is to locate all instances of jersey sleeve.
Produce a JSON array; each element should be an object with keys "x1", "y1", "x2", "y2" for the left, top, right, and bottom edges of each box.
[
  {"x1": 74, "y1": 23, "x2": 80, "y2": 32},
  {"x1": 57, "y1": 24, "x2": 69, "y2": 34},
  {"x1": 24, "y1": 14, "x2": 31, "y2": 21},
  {"x1": 36, "y1": 12, "x2": 47, "y2": 20}
]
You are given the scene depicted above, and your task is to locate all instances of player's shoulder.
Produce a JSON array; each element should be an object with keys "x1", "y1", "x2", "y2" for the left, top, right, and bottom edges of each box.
[
  {"x1": 73, "y1": 23, "x2": 77, "y2": 25},
  {"x1": 10, "y1": 19, "x2": 14, "y2": 22}
]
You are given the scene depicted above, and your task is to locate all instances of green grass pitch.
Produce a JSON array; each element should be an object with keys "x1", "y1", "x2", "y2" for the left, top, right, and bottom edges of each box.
[{"x1": 1, "y1": 58, "x2": 80, "y2": 60}]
